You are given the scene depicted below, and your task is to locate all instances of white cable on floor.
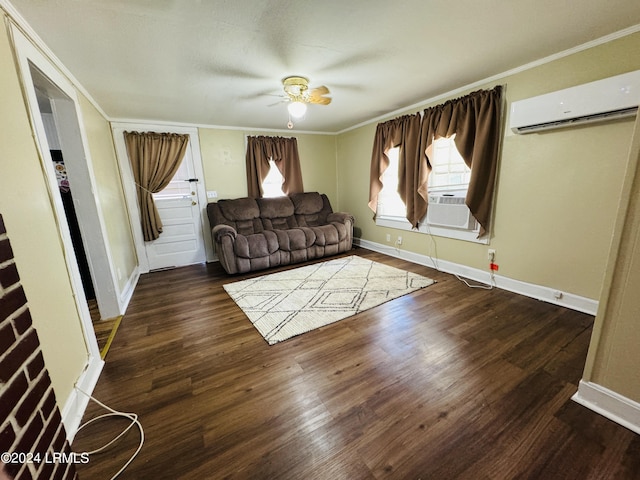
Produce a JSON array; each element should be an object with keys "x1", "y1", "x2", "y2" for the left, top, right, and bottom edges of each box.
[
  {"x1": 454, "y1": 271, "x2": 495, "y2": 290},
  {"x1": 74, "y1": 385, "x2": 145, "y2": 480},
  {"x1": 424, "y1": 224, "x2": 494, "y2": 289}
]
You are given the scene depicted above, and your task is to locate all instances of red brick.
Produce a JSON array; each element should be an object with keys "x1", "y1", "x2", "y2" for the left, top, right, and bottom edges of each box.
[
  {"x1": 0, "y1": 422, "x2": 16, "y2": 453},
  {"x1": 16, "y1": 376, "x2": 51, "y2": 427},
  {"x1": 37, "y1": 457, "x2": 54, "y2": 480},
  {"x1": 34, "y1": 412, "x2": 58, "y2": 460},
  {"x1": 0, "y1": 263, "x2": 19, "y2": 289},
  {"x1": 0, "y1": 320, "x2": 16, "y2": 355},
  {"x1": 27, "y1": 352, "x2": 45, "y2": 382},
  {"x1": 0, "y1": 372, "x2": 28, "y2": 421},
  {"x1": 0, "y1": 239, "x2": 13, "y2": 263},
  {"x1": 14, "y1": 310, "x2": 32, "y2": 335},
  {"x1": 14, "y1": 412, "x2": 44, "y2": 457},
  {"x1": 41, "y1": 390, "x2": 56, "y2": 420},
  {"x1": 65, "y1": 462, "x2": 78, "y2": 480},
  {"x1": 0, "y1": 286, "x2": 27, "y2": 322},
  {"x1": 0, "y1": 330, "x2": 39, "y2": 383},
  {"x1": 53, "y1": 460, "x2": 75, "y2": 480},
  {"x1": 19, "y1": 466, "x2": 34, "y2": 480},
  {"x1": 52, "y1": 425, "x2": 66, "y2": 453}
]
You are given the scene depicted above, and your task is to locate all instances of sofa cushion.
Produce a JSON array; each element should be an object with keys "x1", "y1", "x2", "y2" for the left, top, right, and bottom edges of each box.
[
  {"x1": 290, "y1": 192, "x2": 323, "y2": 215},
  {"x1": 274, "y1": 228, "x2": 315, "y2": 251},
  {"x1": 291, "y1": 192, "x2": 333, "y2": 227},
  {"x1": 233, "y1": 231, "x2": 279, "y2": 258},
  {"x1": 257, "y1": 196, "x2": 295, "y2": 218},
  {"x1": 257, "y1": 197, "x2": 297, "y2": 230},
  {"x1": 310, "y1": 224, "x2": 342, "y2": 246},
  {"x1": 218, "y1": 197, "x2": 260, "y2": 221}
]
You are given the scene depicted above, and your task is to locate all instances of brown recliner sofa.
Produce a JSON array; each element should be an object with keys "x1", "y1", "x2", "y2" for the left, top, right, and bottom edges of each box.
[{"x1": 206, "y1": 192, "x2": 354, "y2": 274}]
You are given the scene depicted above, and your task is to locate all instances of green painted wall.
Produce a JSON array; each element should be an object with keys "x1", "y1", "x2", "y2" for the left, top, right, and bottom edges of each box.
[
  {"x1": 336, "y1": 31, "x2": 640, "y2": 301},
  {"x1": 198, "y1": 128, "x2": 338, "y2": 204},
  {"x1": 0, "y1": 16, "x2": 88, "y2": 409},
  {"x1": 79, "y1": 93, "x2": 138, "y2": 293}
]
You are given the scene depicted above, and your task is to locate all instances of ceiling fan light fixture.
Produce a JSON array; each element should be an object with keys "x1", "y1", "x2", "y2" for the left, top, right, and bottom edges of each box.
[{"x1": 288, "y1": 100, "x2": 307, "y2": 118}]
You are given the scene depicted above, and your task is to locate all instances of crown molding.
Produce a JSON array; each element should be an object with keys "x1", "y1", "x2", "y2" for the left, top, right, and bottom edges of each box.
[
  {"x1": 1, "y1": 0, "x2": 110, "y2": 120},
  {"x1": 3, "y1": 0, "x2": 639, "y2": 136},
  {"x1": 336, "y1": 24, "x2": 640, "y2": 135}
]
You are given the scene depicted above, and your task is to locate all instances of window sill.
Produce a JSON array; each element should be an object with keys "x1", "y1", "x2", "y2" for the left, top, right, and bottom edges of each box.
[{"x1": 376, "y1": 215, "x2": 489, "y2": 244}]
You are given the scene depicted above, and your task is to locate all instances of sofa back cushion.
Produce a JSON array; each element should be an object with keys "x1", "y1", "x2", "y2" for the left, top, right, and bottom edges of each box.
[
  {"x1": 212, "y1": 197, "x2": 264, "y2": 235},
  {"x1": 290, "y1": 192, "x2": 333, "y2": 227},
  {"x1": 257, "y1": 196, "x2": 298, "y2": 230}
]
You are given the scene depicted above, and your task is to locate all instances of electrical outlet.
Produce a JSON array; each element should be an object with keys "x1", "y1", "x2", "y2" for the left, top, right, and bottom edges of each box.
[
  {"x1": 386, "y1": 234, "x2": 391, "y2": 242},
  {"x1": 397, "y1": 236, "x2": 403, "y2": 245},
  {"x1": 488, "y1": 249, "x2": 496, "y2": 261}
]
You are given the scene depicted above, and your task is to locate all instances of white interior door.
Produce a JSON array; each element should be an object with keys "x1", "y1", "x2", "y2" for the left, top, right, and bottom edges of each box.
[
  {"x1": 145, "y1": 143, "x2": 206, "y2": 270},
  {"x1": 111, "y1": 123, "x2": 212, "y2": 273}
]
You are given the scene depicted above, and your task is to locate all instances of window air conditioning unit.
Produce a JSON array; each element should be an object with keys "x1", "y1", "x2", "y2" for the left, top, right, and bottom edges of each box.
[
  {"x1": 510, "y1": 70, "x2": 640, "y2": 134},
  {"x1": 426, "y1": 191, "x2": 478, "y2": 231}
]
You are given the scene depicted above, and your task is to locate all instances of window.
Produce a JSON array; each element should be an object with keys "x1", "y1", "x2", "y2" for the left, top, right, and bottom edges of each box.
[
  {"x1": 376, "y1": 138, "x2": 486, "y2": 244},
  {"x1": 427, "y1": 134, "x2": 470, "y2": 192},
  {"x1": 377, "y1": 147, "x2": 404, "y2": 218},
  {"x1": 152, "y1": 155, "x2": 192, "y2": 200},
  {"x1": 246, "y1": 135, "x2": 304, "y2": 198},
  {"x1": 370, "y1": 86, "x2": 502, "y2": 239},
  {"x1": 261, "y1": 159, "x2": 286, "y2": 197},
  {"x1": 378, "y1": 136, "x2": 469, "y2": 219}
]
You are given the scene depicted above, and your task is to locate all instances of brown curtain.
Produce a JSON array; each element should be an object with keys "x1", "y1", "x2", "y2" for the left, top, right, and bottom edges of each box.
[
  {"x1": 368, "y1": 113, "x2": 423, "y2": 225},
  {"x1": 246, "y1": 136, "x2": 304, "y2": 198},
  {"x1": 419, "y1": 86, "x2": 503, "y2": 235},
  {"x1": 124, "y1": 131, "x2": 190, "y2": 241}
]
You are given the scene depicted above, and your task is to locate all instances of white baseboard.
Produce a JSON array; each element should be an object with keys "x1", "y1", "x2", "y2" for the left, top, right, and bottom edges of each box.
[
  {"x1": 572, "y1": 380, "x2": 640, "y2": 435},
  {"x1": 62, "y1": 268, "x2": 137, "y2": 442},
  {"x1": 118, "y1": 265, "x2": 140, "y2": 315},
  {"x1": 354, "y1": 238, "x2": 598, "y2": 315},
  {"x1": 354, "y1": 240, "x2": 640, "y2": 434},
  {"x1": 62, "y1": 354, "x2": 104, "y2": 442}
]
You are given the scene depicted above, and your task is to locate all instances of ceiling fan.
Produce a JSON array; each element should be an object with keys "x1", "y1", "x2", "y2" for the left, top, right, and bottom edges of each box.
[{"x1": 281, "y1": 76, "x2": 331, "y2": 128}]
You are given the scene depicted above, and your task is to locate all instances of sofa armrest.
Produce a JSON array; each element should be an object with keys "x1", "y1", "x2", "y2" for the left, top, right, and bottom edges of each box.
[
  {"x1": 213, "y1": 224, "x2": 237, "y2": 243},
  {"x1": 327, "y1": 212, "x2": 354, "y2": 225}
]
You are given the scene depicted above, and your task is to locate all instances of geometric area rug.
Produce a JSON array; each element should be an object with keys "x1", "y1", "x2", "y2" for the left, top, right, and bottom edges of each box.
[{"x1": 223, "y1": 255, "x2": 435, "y2": 345}]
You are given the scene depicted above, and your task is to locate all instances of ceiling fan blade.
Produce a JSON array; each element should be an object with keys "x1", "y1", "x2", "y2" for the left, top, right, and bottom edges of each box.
[
  {"x1": 308, "y1": 85, "x2": 331, "y2": 105},
  {"x1": 310, "y1": 85, "x2": 330, "y2": 95},
  {"x1": 267, "y1": 99, "x2": 288, "y2": 107},
  {"x1": 309, "y1": 96, "x2": 332, "y2": 105}
]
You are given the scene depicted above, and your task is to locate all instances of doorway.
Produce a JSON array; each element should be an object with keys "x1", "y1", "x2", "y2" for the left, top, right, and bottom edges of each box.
[
  {"x1": 145, "y1": 149, "x2": 207, "y2": 271},
  {"x1": 11, "y1": 23, "x2": 125, "y2": 367},
  {"x1": 112, "y1": 123, "x2": 211, "y2": 273},
  {"x1": 37, "y1": 92, "x2": 96, "y2": 302}
]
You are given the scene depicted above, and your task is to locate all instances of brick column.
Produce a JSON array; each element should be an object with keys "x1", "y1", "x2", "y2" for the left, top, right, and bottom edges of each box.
[{"x1": 0, "y1": 215, "x2": 79, "y2": 480}]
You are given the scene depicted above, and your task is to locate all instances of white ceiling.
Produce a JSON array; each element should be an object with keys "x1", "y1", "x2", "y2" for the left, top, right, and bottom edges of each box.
[{"x1": 8, "y1": 0, "x2": 640, "y2": 133}]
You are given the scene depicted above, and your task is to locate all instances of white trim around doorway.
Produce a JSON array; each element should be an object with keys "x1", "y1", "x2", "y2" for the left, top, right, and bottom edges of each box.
[{"x1": 111, "y1": 122, "x2": 213, "y2": 272}]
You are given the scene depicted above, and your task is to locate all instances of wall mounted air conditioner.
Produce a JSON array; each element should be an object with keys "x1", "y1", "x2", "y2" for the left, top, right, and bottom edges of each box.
[
  {"x1": 510, "y1": 70, "x2": 640, "y2": 134},
  {"x1": 426, "y1": 191, "x2": 478, "y2": 231}
]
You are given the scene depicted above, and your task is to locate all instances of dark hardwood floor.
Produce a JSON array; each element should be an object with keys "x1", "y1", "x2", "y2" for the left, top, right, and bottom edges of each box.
[{"x1": 73, "y1": 248, "x2": 640, "y2": 479}]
